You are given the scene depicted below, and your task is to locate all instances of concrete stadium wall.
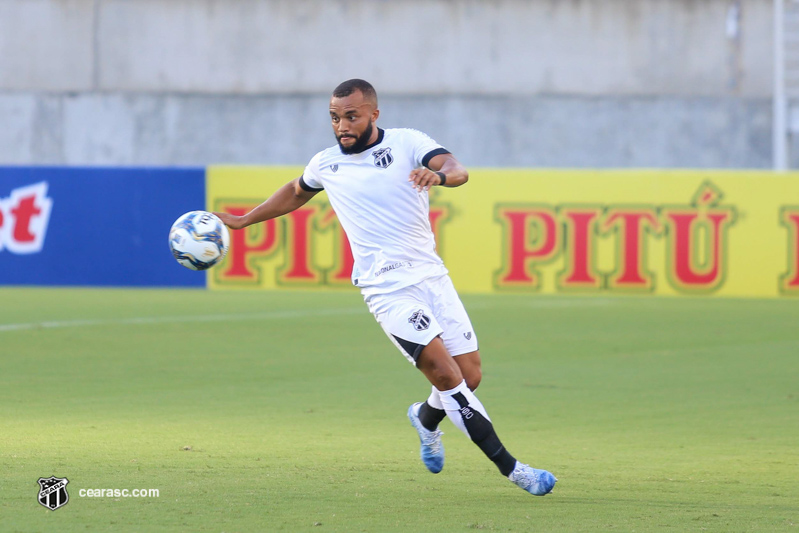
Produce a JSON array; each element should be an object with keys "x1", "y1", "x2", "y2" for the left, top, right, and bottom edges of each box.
[
  {"x1": 0, "y1": 92, "x2": 780, "y2": 168},
  {"x1": 0, "y1": 0, "x2": 773, "y2": 96},
  {"x1": 0, "y1": 0, "x2": 783, "y2": 167}
]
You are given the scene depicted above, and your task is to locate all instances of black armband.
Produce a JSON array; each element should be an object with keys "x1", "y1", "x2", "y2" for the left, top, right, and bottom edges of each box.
[{"x1": 435, "y1": 171, "x2": 447, "y2": 186}]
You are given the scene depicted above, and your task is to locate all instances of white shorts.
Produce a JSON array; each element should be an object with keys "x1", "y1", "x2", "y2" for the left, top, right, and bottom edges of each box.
[{"x1": 364, "y1": 274, "x2": 479, "y2": 365}]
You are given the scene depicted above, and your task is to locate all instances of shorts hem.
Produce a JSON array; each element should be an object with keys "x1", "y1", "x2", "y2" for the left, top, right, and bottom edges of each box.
[{"x1": 449, "y1": 345, "x2": 479, "y2": 357}]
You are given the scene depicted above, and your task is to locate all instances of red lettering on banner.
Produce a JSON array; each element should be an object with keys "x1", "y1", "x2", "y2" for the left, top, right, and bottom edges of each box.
[
  {"x1": 494, "y1": 206, "x2": 560, "y2": 288},
  {"x1": 215, "y1": 182, "x2": 743, "y2": 294},
  {"x1": 493, "y1": 182, "x2": 735, "y2": 294},
  {"x1": 217, "y1": 205, "x2": 278, "y2": 282},
  {"x1": 11, "y1": 196, "x2": 42, "y2": 243},
  {"x1": 0, "y1": 182, "x2": 53, "y2": 255},
  {"x1": 667, "y1": 213, "x2": 724, "y2": 284},
  {"x1": 332, "y1": 227, "x2": 354, "y2": 283},
  {"x1": 779, "y1": 208, "x2": 799, "y2": 293},
  {"x1": 557, "y1": 208, "x2": 602, "y2": 289},
  {"x1": 278, "y1": 206, "x2": 323, "y2": 284},
  {"x1": 602, "y1": 209, "x2": 659, "y2": 290},
  {"x1": 662, "y1": 183, "x2": 736, "y2": 292}
]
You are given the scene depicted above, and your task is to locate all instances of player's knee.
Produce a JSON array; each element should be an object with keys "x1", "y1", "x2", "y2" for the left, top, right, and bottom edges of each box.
[
  {"x1": 465, "y1": 369, "x2": 482, "y2": 391},
  {"x1": 424, "y1": 359, "x2": 463, "y2": 390},
  {"x1": 430, "y1": 366, "x2": 463, "y2": 391},
  {"x1": 458, "y1": 353, "x2": 482, "y2": 390},
  {"x1": 418, "y1": 337, "x2": 464, "y2": 390}
]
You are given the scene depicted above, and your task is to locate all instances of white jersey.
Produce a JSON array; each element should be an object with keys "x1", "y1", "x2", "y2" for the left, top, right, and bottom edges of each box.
[{"x1": 300, "y1": 128, "x2": 451, "y2": 295}]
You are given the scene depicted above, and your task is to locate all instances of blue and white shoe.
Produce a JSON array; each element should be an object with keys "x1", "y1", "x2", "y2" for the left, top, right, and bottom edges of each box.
[
  {"x1": 508, "y1": 461, "x2": 557, "y2": 496},
  {"x1": 407, "y1": 403, "x2": 445, "y2": 474}
]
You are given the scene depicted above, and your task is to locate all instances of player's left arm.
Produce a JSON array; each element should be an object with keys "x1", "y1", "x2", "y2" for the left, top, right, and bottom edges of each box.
[{"x1": 409, "y1": 153, "x2": 469, "y2": 191}]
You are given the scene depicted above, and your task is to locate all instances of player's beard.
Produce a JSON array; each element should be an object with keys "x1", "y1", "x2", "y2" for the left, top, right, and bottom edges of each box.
[{"x1": 337, "y1": 121, "x2": 374, "y2": 154}]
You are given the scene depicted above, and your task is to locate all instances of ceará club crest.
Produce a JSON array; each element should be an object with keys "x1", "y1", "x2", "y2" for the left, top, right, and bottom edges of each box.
[{"x1": 372, "y1": 147, "x2": 394, "y2": 168}]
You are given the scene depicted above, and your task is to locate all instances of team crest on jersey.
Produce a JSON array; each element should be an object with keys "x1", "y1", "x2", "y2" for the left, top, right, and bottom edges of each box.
[
  {"x1": 329, "y1": 164, "x2": 339, "y2": 173},
  {"x1": 408, "y1": 309, "x2": 431, "y2": 331},
  {"x1": 372, "y1": 147, "x2": 394, "y2": 168}
]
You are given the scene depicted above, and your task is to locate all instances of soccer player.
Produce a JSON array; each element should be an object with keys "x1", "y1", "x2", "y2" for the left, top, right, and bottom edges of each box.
[{"x1": 215, "y1": 79, "x2": 556, "y2": 496}]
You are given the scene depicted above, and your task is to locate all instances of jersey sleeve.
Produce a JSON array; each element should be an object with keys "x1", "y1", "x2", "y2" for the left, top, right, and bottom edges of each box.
[
  {"x1": 406, "y1": 129, "x2": 451, "y2": 168},
  {"x1": 299, "y1": 152, "x2": 325, "y2": 191}
]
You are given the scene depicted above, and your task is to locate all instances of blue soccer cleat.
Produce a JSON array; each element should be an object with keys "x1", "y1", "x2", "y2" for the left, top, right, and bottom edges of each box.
[
  {"x1": 508, "y1": 461, "x2": 557, "y2": 496},
  {"x1": 407, "y1": 403, "x2": 445, "y2": 474}
]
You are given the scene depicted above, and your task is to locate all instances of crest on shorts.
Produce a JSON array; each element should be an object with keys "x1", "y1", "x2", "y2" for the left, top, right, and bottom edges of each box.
[
  {"x1": 372, "y1": 147, "x2": 394, "y2": 168},
  {"x1": 37, "y1": 476, "x2": 69, "y2": 511},
  {"x1": 408, "y1": 309, "x2": 431, "y2": 331},
  {"x1": 464, "y1": 331, "x2": 472, "y2": 340}
]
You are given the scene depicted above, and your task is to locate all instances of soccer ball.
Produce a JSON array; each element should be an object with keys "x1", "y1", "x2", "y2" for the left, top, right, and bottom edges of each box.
[{"x1": 169, "y1": 211, "x2": 230, "y2": 271}]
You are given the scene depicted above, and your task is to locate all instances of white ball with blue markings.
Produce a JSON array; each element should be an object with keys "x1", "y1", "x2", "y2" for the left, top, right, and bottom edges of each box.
[{"x1": 169, "y1": 211, "x2": 230, "y2": 271}]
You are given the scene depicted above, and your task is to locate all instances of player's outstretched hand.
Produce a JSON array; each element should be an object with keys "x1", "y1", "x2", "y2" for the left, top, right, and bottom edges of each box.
[
  {"x1": 409, "y1": 168, "x2": 443, "y2": 191},
  {"x1": 213, "y1": 211, "x2": 246, "y2": 230}
]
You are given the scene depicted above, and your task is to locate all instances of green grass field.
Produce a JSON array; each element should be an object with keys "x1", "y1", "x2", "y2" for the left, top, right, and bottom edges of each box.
[{"x1": 0, "y1": 287, "x2": 797, "y2": 532}]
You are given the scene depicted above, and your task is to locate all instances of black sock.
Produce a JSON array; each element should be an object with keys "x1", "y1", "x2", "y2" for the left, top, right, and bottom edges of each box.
[
  {"x1": 487, "y1": 443, "x2": 517, "y2": 477},
  {"x1": 451, "y1": 391, "x2": 517, "y2": 476},
  {"x1": 417, "y1": 401, "x2": 447, "y2": 431}
]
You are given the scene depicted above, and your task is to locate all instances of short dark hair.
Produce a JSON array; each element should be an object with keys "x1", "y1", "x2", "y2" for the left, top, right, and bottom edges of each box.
[{"x1": 332, "y1": 79, "x2": 377, "y2": 106}]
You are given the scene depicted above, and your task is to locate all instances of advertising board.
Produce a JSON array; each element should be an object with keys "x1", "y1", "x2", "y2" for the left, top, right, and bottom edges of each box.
[
  {"x1": 0, "y1": 166, "x2": 205, "y2": 287},
  {"x1": 208, "y1": 167, "x2": 799, "y2": 298}
]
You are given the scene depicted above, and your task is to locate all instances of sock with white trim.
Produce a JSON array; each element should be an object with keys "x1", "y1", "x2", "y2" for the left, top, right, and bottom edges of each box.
[{"x1": 438, "y1": 380, "x2": 517, "y2": 476}]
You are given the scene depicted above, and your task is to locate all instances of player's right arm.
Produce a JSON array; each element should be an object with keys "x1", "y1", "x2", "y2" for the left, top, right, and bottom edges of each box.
[{"x1": 214, "y1": 177, "x2": 318, "y2": 230}]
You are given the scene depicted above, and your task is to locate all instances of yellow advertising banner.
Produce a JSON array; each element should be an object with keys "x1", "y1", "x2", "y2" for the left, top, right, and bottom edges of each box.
[{"x1": 208, "y1": 167, "x2": 799, "y2": 298}]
